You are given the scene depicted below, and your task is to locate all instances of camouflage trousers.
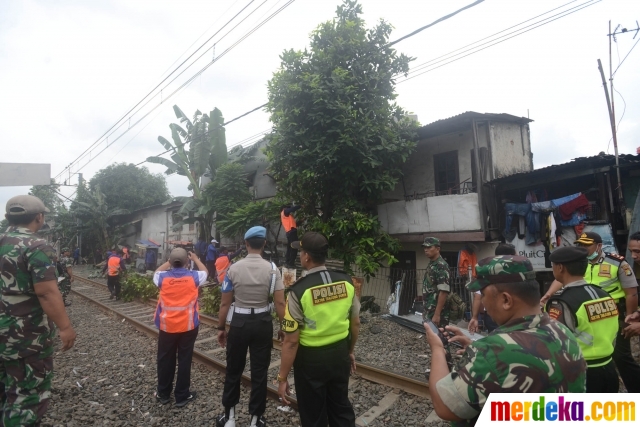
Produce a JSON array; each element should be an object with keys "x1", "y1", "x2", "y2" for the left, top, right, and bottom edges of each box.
[
  {"x1": 423, "y1": 293, "x2": 450, "y2": 328},
  {"x1": 57, "y1": 279, "x2": 71, "y2": 302},
  {"x1": 0, "y1": 354, "x2": 53, "y2": 427}
]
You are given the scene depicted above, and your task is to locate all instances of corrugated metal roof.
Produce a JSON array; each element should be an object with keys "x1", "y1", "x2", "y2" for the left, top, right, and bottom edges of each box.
[
  {"x1": 490, "y1": 153, "x2": 640, "y2": 183},
  {"x1": 417, "y1": 111, "x2": 533, "y2": 139}
]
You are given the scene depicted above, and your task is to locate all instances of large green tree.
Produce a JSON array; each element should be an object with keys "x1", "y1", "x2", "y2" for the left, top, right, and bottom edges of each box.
[
  {"x1": 265, "y1": 0, "x2": 417, "y2": 276},
  {"x1": 89, "y1": 163, "x2": 170, "y2": 213}
]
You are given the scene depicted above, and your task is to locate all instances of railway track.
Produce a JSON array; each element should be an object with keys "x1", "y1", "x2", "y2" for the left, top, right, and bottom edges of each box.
[{"x1": 71, "y1": 274, "x2": 431, "y2": 424}]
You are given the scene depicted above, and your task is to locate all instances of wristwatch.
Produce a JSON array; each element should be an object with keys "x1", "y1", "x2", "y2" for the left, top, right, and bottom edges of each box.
[
  {"x1": 217, "y1": 325, "x2": 226, "y2": 331},
  {"x1": 276, "y1": 374, "x2": 287, "y2": 383}
]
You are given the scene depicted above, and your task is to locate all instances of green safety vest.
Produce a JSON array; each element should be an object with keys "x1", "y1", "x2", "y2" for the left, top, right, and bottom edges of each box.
[
  {"x1": 584, "y1": 254, "x2": 626, "y2": 302},
  {"x1": 284, "y1": 270, "x2": 355, "y2": 347},
  {"x1": 547, "y1": 284, "x2": 618, "y2": 367}
]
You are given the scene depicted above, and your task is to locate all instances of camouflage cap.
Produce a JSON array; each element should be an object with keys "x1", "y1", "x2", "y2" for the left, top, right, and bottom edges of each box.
[
  {"x1": 6, "y1": 194, "x2": 50, "y2": 216},
  {"x1": 421, "y1": 237, "x2": 440, "y2": 247},
  {"x1": 466, "y1": 255, "x2": 536, "y2": 292}
]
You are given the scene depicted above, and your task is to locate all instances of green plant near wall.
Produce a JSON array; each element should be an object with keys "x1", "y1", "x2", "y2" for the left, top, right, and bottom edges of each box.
[
  {"x1": 199, "y1": 286, "x2": 221, "y2": 316},
  {"x1": 120, "y1": 273, "x2": 159, "y2": 302}
]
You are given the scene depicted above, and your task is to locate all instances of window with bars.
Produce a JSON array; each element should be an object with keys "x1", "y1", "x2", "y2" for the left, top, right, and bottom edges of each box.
[{"x1": 434, "y1": 151, "x2": 459, "y2": 194}]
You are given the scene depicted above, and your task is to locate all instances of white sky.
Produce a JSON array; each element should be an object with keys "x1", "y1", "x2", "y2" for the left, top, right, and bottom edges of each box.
[{"x1": 1, "y1": 0, "x2": 639, "y2": 210}]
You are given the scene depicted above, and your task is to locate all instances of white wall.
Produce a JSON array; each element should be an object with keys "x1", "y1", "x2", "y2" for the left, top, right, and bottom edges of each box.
[
  {"x1": 378, "y1": 193, "x2": 482, "y2": 234},
  {"x1": 491, "y1": 122, "x2": 532, "y2": 178}
]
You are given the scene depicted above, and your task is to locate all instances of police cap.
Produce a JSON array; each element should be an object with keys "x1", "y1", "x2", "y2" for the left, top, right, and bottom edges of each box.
[
  {"x1": 244, "y1": 226, "x2": 267, "y2": 240},
  {"x1": 549, "y1": 246, "x2": 588, "y2": 264},
  {"x1": 467, "y1": 255, "x2": 537, "y2": 292},
  {"x1": 291, "y1": 232, "x2": 329, "y2": 253},
  {"x1": 574, "y1": 231, "x2": 602, "y2": 245},
  {"x1": 6, "y1": 195, "x2": 50, "y2": 216}
]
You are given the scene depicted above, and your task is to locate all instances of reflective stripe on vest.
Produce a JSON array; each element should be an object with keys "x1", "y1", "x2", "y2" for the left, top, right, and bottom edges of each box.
[
  {"x1": 154, "y1": 274, "x2": 199, "y2": 333},
  {"x1": 107, "y1": 257, "x2": 120, "y2": 276},
  {"x1": 281, "y1": 210, "x2": 296, "y2": 233},
  {"x1": 216, "y1": 256, "x2": 230, "y2": 283},
  {"x1": 298, "y1": 280, "x2": 354, "y2": 347},
  {"x1": 585, "y1": 260, "x2": 625, "y2": 301}
]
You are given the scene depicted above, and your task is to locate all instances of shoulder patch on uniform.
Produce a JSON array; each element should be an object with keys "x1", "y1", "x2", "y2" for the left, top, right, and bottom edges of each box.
[
  {"x1": 553, "y1": 288, "x2": 565, "y2": 296},
  {"x1": 281, "y1": 302, "x2": 299, "y2": 333},
  {"x1": 310, "y1": 281, "x2": 348, "y2": 305},
  {"x1": 547, "y1": 302, "x2": 563, "y2": 321},
  {"x1": 605, "y1": 252, "x2": 625, "y2": 262},
  {"x1": 584, "y1": 298, "x2": 619, "y2": 322},
  {"x1": 621, "y1": 262, "x2": 633, "y2": 277}
]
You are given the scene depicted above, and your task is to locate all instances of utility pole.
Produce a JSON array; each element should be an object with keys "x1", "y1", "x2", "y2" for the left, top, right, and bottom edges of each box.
[{"x1": 77, "y1": 173, "x2": 83, "y2": 261}]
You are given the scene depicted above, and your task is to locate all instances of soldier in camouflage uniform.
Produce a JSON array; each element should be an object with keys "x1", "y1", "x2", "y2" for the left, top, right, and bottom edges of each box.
[
  {"x1": 1, "y1": 195, "x2": 76, "y2": 426},
  {"x1": 421, "y1": 237, "x2": 451, "y2": 327},
  {"x1": 425, "y1": 255, "x2": 586, "y2": 426},
  {"x1": 54, "y1": 254, "x2": 73, "y2": 306}
]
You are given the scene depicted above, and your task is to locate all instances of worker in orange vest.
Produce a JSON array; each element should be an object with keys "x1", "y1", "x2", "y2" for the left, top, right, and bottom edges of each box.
[
  {"x1": 154, "y1": 248, "x2": 208, "y2": 407},
  {"x1": 102, "y1": 250, "x2": 126, "y2": 300},
  {"x1": 281, "y1": 204, "x2": 301, "y2": 268},
  {"x1": 215, "y1": 246, "x2": 245, "y2": 284}
]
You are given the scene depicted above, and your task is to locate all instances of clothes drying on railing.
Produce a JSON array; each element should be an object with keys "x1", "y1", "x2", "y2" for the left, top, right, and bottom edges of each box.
[{"x1": 503, "y1": 192, "x2": 591, "y2": 246}]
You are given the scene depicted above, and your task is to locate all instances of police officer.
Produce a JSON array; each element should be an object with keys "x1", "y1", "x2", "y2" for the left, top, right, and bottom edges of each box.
[
  {"x1": 1, "y1": 195, "x2": 77, "y2": 426},
  {"x1": 278, "y1": 232, "x2": 360, "y2": 427},
  {"x1": 425, "y1": 256, "x2": 586, "y2": 425},
  {"x1": 542, "y1": 231, "x2": 640, "y2": 392},
  {"x1": 545, "y1": 246, "x2": 618, "y2": 392},
  {"x1": 422, "y1": 237, "x2": 451, "y2": 327},
  {"x1": 216, "y1": 226, "x2": 285, "y2": 427}
]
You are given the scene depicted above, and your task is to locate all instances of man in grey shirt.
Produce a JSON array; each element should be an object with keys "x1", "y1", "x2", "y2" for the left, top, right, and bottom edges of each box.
[{"x1": 216, "y1": 226, "x2": 285, "y2": 427}]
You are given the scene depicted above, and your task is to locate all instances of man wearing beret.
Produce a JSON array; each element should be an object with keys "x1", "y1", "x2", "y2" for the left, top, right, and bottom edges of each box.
[
  {"x1": 425, "y1": 256, "x2": 586, "y2": 426},
  {"x1": 421, "y1": 237, "x2": 451, "y2": 327},
  {"x1": 542, "y1": 231, "x2": 640, "y2": 392},
  {"x1": 216, "y1": 226, "x2": 285, "y2": 427},
  {"x1": 1, "y1": 195, "x2": 77, "y2": 426},
  {"x1": 545, "y1": 247, "x2": 619, "y2": 392}
]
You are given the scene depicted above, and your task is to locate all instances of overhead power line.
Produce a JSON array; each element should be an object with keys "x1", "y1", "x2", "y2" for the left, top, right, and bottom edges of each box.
[
  {"x1": 63, "y1": 0, "x2": 296, "y2": 179},
  {"x1": 398, "y1": 0, "x2": 601, "y2": 83},
  {"x1": 55, "y1": 0, "x2": 269, "y2": 181},
  {"x1": 387, "y1": 0, "x2": 485, "y2": 47}
]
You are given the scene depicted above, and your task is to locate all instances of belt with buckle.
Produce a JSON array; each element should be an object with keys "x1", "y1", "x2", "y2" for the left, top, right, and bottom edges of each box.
[{"x1": 234, "y1": 306, "x2": 270, "y2": 314}]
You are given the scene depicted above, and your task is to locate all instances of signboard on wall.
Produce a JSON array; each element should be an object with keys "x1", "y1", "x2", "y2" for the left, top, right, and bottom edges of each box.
[{"x1": 0, "y1": 163, "x2": 50, "y2": 186}]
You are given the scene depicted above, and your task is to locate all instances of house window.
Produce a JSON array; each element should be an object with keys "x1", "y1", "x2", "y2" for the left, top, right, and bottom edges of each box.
[{"x1": 434, "y1": 151, "x2": 459, "y2": 194}]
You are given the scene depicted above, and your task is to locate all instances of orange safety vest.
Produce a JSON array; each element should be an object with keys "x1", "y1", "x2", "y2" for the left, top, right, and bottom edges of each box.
[
  {"x1": 281, "y1": 209, "x2": 296, "y2": 233},
  {"x1": 108, "y1": 256, "x2": 121, "y2": 276},
  {"x1": 216, "y1": 256, "x2": 230, "y2": 283},
  {"x1": 154, "y1": 270, "x2": 200, "y2": 333}
]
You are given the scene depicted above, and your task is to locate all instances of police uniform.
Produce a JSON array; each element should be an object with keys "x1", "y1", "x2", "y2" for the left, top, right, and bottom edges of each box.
[
  {"x1": 0, "y1": 196, "x2": 57, "y2": 425},
  {"x1": 435, "y1": 256, "x2": 586, "y2": 426},
  {"x1": 153, "y1": 248, "x2": 206, "y2": 406},
  {"x1": 280, "y1": 232, "x2": 360, "y2": 427},
  {"x1": 422, "y1": 237, "x2": 451, "y2": 327},
  {"x1": 545, "y1": 247, "x2": 619, "y2": 393},
  {"x1": 218, "y1": 227, "x2": 284, "y2": 427},
  {"x1": 575, "y1": 232, "x2": 640, "y2": 392}
]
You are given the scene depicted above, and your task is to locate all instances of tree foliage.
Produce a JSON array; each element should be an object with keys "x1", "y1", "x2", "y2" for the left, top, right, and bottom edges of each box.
[
  {"x1": 28, "y1": 179, "x2": 63, "y2": 214},
  {"x1": 204, "y1": 163, "x2": 253, "y2": 225},
  {"x1": 89, "y1": 163, "x2": 170, "y2": 213},
  {"x1": 265, "y1": 0, "x2": 417, "y2": 276}
]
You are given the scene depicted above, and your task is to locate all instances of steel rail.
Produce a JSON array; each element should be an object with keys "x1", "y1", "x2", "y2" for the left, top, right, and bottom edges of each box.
[
  {"x1": 70, "y1": 278, "x2": 298, "y2": 409},
  {"x1": 73, "y1": 275, "x2": 430, "y2": 398}
]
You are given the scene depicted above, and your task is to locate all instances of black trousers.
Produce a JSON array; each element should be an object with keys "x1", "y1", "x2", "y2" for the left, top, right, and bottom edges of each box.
[
  {"x1": 222, "y1": 313, "x2": 272, "y2": 416},
  {"x1": 157, "y1": 327, "x2": 199, "y2": 402},
  {"x1": 285, "y1": 228, "x2": 298, "y2": 267},
  {"x1": 107, "y1": 275, "x2": 120, "y2": 297},
  {"x1": 613, "y1": 314, "x2": 640, "y2": 393},
  {"x1": 294, "y1": 339, "x2": 355, "y2": 427},
  {"x1": 586, "y1": 360, "x2": 619, "y2": 393}
]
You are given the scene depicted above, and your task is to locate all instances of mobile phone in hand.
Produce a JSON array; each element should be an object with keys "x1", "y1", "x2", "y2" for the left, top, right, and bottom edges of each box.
[{"x1": 424, "y1": 319, "x2": 448, "y2": 347}]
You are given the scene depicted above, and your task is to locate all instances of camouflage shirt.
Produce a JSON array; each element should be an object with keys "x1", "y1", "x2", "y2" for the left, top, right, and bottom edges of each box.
[
  {"x1": 0, "y1": 226, "x2": 57, "y2": 360},
  {"x1": 436, "y1": 313, "x2": 586, "y2": 426},
  {"x1": 423, "y1": 255, "x2": 451, "y2": 320}
]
